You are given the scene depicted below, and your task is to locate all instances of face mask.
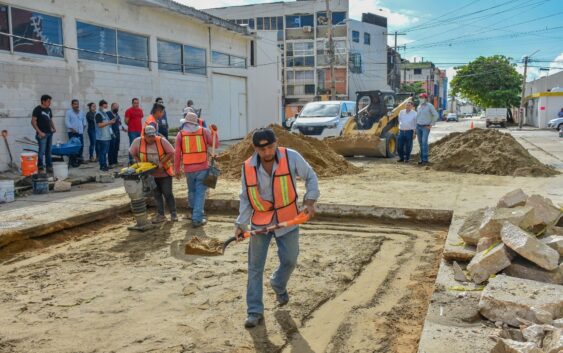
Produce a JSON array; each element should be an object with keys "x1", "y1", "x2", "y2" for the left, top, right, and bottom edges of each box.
[
  {"x1": 419, "y1": 99, "x2": 426, "y2": 104},
  {"x1": 112, "y1": 109, "x2": 118, "y2": 113},
  {"x1": 103, "y1": 108, "x2": 109, "y2": 113}
]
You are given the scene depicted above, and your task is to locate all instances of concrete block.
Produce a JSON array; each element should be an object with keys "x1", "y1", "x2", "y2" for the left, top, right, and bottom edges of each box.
[
  {"x1": 521, "y1": 324, "x2": 548, "y2": 347},
  {"x1": 543, "y1": 328, "x2": 563, "y2": 353},
  {"x1": 501, "y1": 222, "x2": 560, "y2": 271},
  {"x1": 491, "y1": 338, "x2": 543, "y2": 353},
  {"x1": 478, "y1": 275, "x2": 563, "y2": 327},
  {"x1": 498, "y1": 189, "x2": 528, "y2": 208},
  {"x1": 479, "y1": 206, "x2": 535, "y2": 240},
  {"x1": 526, "y1": 195, "x2": 563, "y2": 231},
  {"x1": 458, "y1": 207, "x2": 488, "y2": 245},
  {"x1": 540, "y1": 235, "x2": 563, "y2": 256},
  {"x1": 546, "y1": 226, "x2": 563, "y2": 236},
  {"x1": 467, "y1": 244, "x2": 513, "y2": 284},
  {"x1": 96, "y1": 173, "x2": 115, "y2": 183},
  {"x1": 477, "y1": 236, "x2": 498, "y2": 253},
  {"x1": 452, "y1": 261, "x2": 468, "y2": 282},
  {"x1": 53, "y1": 180, "x2": 72, "y2": 192},
  {"x1": 503, "y1": 258, "x2": 563, "y2": 285}
]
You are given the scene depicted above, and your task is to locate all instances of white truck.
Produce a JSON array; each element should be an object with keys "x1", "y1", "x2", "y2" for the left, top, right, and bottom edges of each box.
[{"x1": 485, "y1": 108, "x2": 507, "y2": 128}]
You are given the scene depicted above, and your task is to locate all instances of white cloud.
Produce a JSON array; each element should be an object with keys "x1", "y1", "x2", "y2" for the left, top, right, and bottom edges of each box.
[
  {"x1": 516, "y1": 64, "x2": 541, "y2": 82},
  {"x1": 549, "y1": 53, "x2": 563, "y2": 75},
  {"x1": 349, "y1": 0, "x2": 418, "y2": 27},
  {"x1": 387, "y1": 36, "x2": 414, "y2": 47}
]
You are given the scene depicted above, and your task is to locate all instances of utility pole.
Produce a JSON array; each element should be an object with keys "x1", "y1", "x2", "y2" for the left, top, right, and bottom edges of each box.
[
  {"x1": 386, "y1": 31, "x2": 405, "y2": 92},
  {"x1": 326, "y1": 0, "x2": 336, "y2": 100},
  {"x1": 519, "y1": 50, "x2": 539, "y2": 129}
]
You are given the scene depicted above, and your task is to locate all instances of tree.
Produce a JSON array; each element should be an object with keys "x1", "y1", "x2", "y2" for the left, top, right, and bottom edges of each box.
[
  {"x1": 400, "y1": 81, "x2": 425, "y2": 95},
  {"x1": 450, "y1": 55, "x2": 521, "y2": 108}
]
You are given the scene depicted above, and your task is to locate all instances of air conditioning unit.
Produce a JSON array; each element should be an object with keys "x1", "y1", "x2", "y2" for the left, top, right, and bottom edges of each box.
[{"x1": 302, "y1": 26, "x2": 312, "y2": 33}]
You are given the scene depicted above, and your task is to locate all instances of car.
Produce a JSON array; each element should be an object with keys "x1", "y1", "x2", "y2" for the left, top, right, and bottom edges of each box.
[
  {"x1": 291, "y1": 100, "x2": 356, "y2": 139},
  {"x1": 446, "y1": 113, "x2": 458, "y2": 122},
  {"x1": 547, "y1": 117, "x2": 563, "y2": 130}
]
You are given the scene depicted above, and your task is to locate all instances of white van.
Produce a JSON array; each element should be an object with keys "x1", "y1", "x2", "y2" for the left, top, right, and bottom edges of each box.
[{"x1": 291, "y1": 101, "x2": 356, "y2": 139}]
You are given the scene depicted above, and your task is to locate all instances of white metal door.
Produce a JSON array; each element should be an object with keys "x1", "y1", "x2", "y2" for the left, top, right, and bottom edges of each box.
[{"x1": 211, "y1": 74, "x2": 247, "y2": 140}]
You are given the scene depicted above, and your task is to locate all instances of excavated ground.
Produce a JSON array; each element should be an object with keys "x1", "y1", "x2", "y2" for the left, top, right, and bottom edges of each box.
[{"x1": 0, "y1": 213, "x2": 446, "y2": 353}]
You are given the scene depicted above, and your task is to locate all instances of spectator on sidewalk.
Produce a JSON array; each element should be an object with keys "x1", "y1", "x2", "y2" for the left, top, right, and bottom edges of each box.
[
  {"x1": 155, "y1": 97, "x2": 169, "y2": 139},
  {"x1": 108, "y1": 102, "x2": 125, "y2": 168},
  {"x1": 86, "y1": 102, "x2": 97, "y2": 162},
  {"x1": 31, "y1": 94, "x2": 56, "y2": 173},
  {"x1": 397, "y1": 101, "x2": 417, "y2": 163},
  {"x1": 174, "y1": 112, "x2": 219, "y2": 228},
  {"x1": 95, "y1": 100, "x2": 115, "y2": 172},
  {"x1": 184, "y1": 99, "x2": 206, "y2": 127},
  {"x1": 65, "y1": 99, "x2": 87, "y2": 164},
  {"x1": 125, "y1": 98, "x2": 143, "y2": 165},
  {"x1": 130, "y1": 125, "x2": 177, "y2": 223},
  {"x1": 415, "y1": 93, "x2": 439, "y2": 165}
]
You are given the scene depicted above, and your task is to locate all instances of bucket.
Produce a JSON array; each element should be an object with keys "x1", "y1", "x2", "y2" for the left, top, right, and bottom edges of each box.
[
  {"x1": 32, "y1": 176, "x2": 49, "y2": 195},
  {"x1": 0, "y1": 180, "x2": 15, "y2": 203},
  {"x1": 53, "y1": 162, "x2": 68, "y2": 180},
  {"x1": 21, "y1": 152, "x2": 38, "y2": 176}
]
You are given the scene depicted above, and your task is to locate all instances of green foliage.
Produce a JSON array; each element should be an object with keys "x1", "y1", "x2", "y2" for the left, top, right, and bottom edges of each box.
[
  {"x1": 450, "y1": 55, "x2": 522, "y2": 108},
  {"x1": 400, "y1": 81, "x2": 426, "y2": 95}
]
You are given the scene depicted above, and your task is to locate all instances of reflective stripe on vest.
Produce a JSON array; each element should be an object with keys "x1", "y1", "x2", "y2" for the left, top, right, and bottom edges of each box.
[
  {"x1": 141, "y1": 115, "x2": 157, "y2": 137},
  {"x1": 139, "y1": 136, "x2": 174, "y2": 177},
  {"x1": 180, "y1": 128, "x2": 208, "y2": 165},
  {"x1": 243, "y1": 147, "x2": 299, "y2": 227}
]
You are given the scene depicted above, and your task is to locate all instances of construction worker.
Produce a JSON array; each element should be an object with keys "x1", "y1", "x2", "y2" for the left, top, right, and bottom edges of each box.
[
  {"x1": 174, "y1": 112, "x2": 219, "y2": 228},
  {"x1": 182, "y1": 107, "x2": 206, "y2": 128},
  {"x1": 235, "y1": 128, "x2": 319, "y2": 328},
  {"x1": 415, "y1": 93, "x2": 439, "y2": 165},
  {"x1": 141, "y1": 102, "x2": 164, "y2": 137},
  {"x1": 130, "y1": 125, "x2": 177, "y2": 223}
]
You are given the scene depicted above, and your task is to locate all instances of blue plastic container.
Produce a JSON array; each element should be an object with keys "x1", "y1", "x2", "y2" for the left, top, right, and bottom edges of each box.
[{"x1": 32, "y1": 178, "x2": 49, "y2": 194}]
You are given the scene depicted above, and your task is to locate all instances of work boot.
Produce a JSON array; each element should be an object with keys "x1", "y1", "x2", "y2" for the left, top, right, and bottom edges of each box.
[
  {"x1": 183, "y1": 208, "x2": 193, "y2": 220},
  {"x1": 191, "y1": 218, "x2": 207, "y2": 228},
  {"x1": 244, "y1": 313, "x2": 263, "y2": 328},
  {"x1": 276, "y1": 291, "x2": 289, "y2": 306},
  {"x1": 46, "y1": 166, "x2": 54, "y2": 174},
  {"x1": 171, "y1": 213, "x2": 178, "y2": 222},
  {"x1": 397, "y1": 159, "x2": 404, "y2": 163},
  {"x1": 152, "y1": 214, "x2": 166, "y2": 224}
]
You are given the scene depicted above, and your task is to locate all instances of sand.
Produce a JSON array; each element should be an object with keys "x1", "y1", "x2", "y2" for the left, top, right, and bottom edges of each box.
[
  {"x1": 427, "y1": 128, "x2": 558, "y2": 177},
  {"x1": 216, "y1": 125, "x2": 362, "y2": 179}
]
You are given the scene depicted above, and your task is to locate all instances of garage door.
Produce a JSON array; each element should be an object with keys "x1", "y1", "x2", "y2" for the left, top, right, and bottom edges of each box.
[{"x1": 210, "y1": 74, "x2": 247, "y2": 140}]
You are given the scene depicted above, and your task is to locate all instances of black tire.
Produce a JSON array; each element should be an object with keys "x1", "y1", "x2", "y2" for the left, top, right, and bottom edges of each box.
[
  {"x1": 500, "y1": 122, "x2": 506, "y2": 128},
  {"x1": 384, "y1": 132, "x2": 397, "y2": 158},
  {"x1": 486, "y1": 122, "x2": 491, "y2": 128}
]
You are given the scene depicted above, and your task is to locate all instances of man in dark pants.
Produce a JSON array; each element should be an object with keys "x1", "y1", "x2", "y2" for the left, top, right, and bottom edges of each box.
[
  {"x1": 31, "y1": 94, "x2": 56, "y2": 173},
  {"x1": 65, "y1": 99, "x2": 87, "y2": 166},
  {"x1": 155, "y1": 97, "x2": 169, "y2": 139},
  {"x1": 86, "y1": 102, "x2": 98, "y2": 162},
  {"x1": 108, "y1": 102, "x2": 125, "y2": 168}
]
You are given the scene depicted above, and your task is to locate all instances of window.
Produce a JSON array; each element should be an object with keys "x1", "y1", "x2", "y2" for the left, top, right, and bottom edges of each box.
[
  {"x1": 285, "y1": 15, "x2": 314, "y2": 28},
  {"x1": 233, "y1": 19, "x2": 254, "y2": 29},
  {"x1": 77, "y1": 22, "x2": 117, "y2": 63},
  {"x1": 286, "y1": 84, "x2": 316, "y2": 96},
  {"x1": 316, "y1": 39, "x2": 346, "y2": 66},
  {"x1": 286, "y1": 70, "x2": 314, "y2": 84},
  {"x1": 184, "y1": 46, "x2": 206, "y2": 75},
  {"x1": 352, "y1": 30, "x2": 359, "y2": 43},
  {"x1": 10, "y1": 7, "x2": 63, "y2": 57},
  {"x1": 316, "y1": 11, "x2": 347, "y2": 25},
  {"x1": 286, "y1": 41, "x2": 314, "y2": 67},
  {"x1": 117, "y1": 31, "x2": 148, "y2": 67},
  {"x1": 256, "y1": 17, "x2": 283, "y2": 30},
  {"x1": 364, "y1": 32, "x2": 370, "y2": 45},
  {"x1": 414, "y1": 68, "x2": 422, "y2": 75},
  {"x1": 0, "y1": 6, "x2": 9, "y2": 51},
  {"x1": 212, "y1": 51, "x2": 246, "y2": 68},
  {"x1": 230, "y1": 55, "x2": 246, "y2": 68},
  {"x1": 304, "y1": 84, "x2": 315, "y2": 94},
  {"x1": 349, "y1": 52, "x2": 362, "y2": 73},
  {"x1": 157, "y1": 40, "x2": 182, "y2": 72}
]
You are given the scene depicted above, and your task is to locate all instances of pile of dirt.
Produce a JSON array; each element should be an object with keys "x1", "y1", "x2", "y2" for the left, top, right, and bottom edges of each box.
[
  {"x1": 428, "y1": 128, "x2": 558, "y2": 177},
  {"x1": 217, "y1": 125, "x2": 362, "y2": 179}
]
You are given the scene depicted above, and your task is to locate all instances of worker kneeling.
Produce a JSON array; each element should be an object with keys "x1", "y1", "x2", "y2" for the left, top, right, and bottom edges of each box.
[
  {"x1": 174, "y1": 112, "x2": 219, "y2": 228},
  {"x1": 235, "y1": 128, "x2": 319, "y2": 328},
  {"x1": 130, "y1": 125, "x2": 177, "y2": 223}
]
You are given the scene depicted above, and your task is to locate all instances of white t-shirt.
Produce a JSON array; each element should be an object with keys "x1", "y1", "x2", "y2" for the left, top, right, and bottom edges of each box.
[{"x1": 399, "y1": 109, "x2": 417, "y2": 130}]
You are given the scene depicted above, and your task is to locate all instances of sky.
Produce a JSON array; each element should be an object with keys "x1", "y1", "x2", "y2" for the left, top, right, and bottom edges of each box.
[{"x1": 178, "y1": 0, "x2": 563, "y2": 83}]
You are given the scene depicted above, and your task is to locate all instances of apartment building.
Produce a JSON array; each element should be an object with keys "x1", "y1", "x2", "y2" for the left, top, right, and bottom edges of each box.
[{"x1": 402, "y1": 61, "x2": 448, "y2": 116}]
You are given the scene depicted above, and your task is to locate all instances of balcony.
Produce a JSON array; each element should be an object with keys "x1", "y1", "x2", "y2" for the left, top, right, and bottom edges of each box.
[
  {"x1": 316, "y1": 25, "x2": 347, "y2": 39},
  {"x1": 286, "y1": 27, "x2": 315, "y2": 40}
]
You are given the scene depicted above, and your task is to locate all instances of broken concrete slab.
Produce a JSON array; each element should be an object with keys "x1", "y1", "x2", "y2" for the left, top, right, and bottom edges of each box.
[
  {"x1": 543, "y1": 328, "x2": 562, "y2": 353},
  {"x1": 498, "y1": 189, "x2": 528, "y2": 209},
  {"x1": 540, "y1": 235, "x2": 563, "y2": 256},
  {"x1": 458, "y1": 207, "x2": 489, "y2": 245},
  {"x1": 501, "y1": 222, "x2": 560, "y2": 271},
  {"x1": 479, "y1": 275, "x2": 563, "y2": 327},
  {"x1": 526, "y1": 195, "x2": 563, "y2": 231},
  {"x1": 467, "y1": 243, "x2": 513, "y2": 284},
  {"x1": 53, "y1": 180, "x2": 72, "y2": 192},
  {"x1": 453, "y1": 261, "x2": 468, "y2": 282},
  {"x1": 479, "y1": 206, "x2": 535, "y2": 240},
  {"x1": 503, "y1": 258, "x2": 562, "y2": 285},
  {"x1": 546, "y1": 226, "x2": 563, "y2": 237},
  {"x1": 522, "y1": 324, "x2": 550, "y2": 347},
  {"x1": 96, "y1": 173, "x2": 115, "y2": 183},
  {"x1": 491, "y1": 338, "x2": 544, "y2": 353},
  {"x1": 477, "y1": 236, "x2": 498, "y2": 253}
]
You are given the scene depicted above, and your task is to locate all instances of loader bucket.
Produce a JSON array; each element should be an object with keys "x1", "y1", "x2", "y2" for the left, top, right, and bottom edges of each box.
[{"x1": 326, "y1": 133, "x2": 387, "y2": 157}]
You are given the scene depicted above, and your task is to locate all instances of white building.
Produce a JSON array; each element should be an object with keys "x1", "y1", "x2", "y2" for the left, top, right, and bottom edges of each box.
[
  {"x1": 0, "y1": 0, "x2": 281, "y2": 171},
  {"x1": 523, "y1": 71, "x2": 563, "y2": 128},
  {"x1": 205, "y1": 0, "x2": 390, "y2": 120}
]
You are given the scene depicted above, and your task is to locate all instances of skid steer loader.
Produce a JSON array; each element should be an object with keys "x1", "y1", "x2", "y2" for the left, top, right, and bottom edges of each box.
[{"x1": 326, "y1": 90, "x2": 413, "y2": 157}]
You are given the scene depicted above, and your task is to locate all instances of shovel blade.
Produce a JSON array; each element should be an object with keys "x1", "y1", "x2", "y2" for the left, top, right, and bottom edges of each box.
[
  {"x1": 185, "y1": 235, "x2": 225, "y2": 256},
  {"x1": 203, "y1": 166, "x2": 220, "y2": 189}
]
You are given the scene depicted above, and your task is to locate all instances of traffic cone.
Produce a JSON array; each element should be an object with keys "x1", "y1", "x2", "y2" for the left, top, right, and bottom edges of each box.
[{"x1": 470, "y1": 121, "x2": 474, "y2": 129}]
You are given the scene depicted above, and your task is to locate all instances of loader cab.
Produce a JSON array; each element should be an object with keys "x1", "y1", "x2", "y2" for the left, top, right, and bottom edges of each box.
[{"x1": 355, "y1": 90, "x2": 396, "y2": 129}]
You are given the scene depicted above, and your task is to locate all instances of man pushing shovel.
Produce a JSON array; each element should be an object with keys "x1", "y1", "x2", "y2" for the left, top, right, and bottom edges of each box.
[{"x1": 234, "y1": 128, "x2": 320, "y2": 328}]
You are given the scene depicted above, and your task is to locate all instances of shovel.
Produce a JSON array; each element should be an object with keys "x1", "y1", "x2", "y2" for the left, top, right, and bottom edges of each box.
[
  {"x1": 203, "y1": 129, "x2": 220, "y2": 189},
  {"x1": 185, "y1": 212, "x2": 311, "y2": 256},
  {"x1": 1, "y1": 130, "x2": 19, "y2": 172}
]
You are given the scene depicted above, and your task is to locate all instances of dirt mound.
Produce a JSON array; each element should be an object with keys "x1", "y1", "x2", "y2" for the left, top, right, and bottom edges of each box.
[
  {"x1": 428, "y1": 128, "x2": 558, "y2": 177},
  {"x1": 217, "y1": 125, "x2": 362, "y2": 179}
]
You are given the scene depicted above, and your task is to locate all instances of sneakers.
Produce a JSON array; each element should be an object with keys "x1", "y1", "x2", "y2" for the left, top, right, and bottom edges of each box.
[
  {"x1": 151, "y1": 214, "x2": 166, "y2": 224},
  {"x1": 171, "y1": 214, "x2": 178, "y2": 222},
  {"x1": 276, "y1": 291, "x2": 289, "y2": 306},
  {"x1": 191, "y1": 218, "x2": 207, "y2": 228},
  {"x1": 244, "y1": 313, "x2": 263, "y2": 328}
]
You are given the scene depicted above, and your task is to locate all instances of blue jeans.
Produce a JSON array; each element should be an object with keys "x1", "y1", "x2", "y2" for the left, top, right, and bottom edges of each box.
[
  {"x1": 87, "y1": 127, "x2": 96, "y2": 159},
  {"x1": 416, "y1": 125, "x2": 431, "y2": 162},
  {"x1": 128, "y1": 131, "x2": 141, "y2": 163},
  {"x1": 96, "y1": 140, "x2": 111, "y2": 170},
  {"x1": 397, "y1": 130, "x2": 414, "y2": 161},
  {"x1": 36, "y1": 133, "x2": 53, "y2": 169},
  {"x1": 247, "y1": 228, "x2": 299, "y2": 315},
  {"x1": 186, "y1": 170, "x2": 208, "y2": 222}
]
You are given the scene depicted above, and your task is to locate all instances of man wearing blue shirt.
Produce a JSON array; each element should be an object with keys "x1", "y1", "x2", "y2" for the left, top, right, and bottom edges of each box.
[{"x1": 65, "y1": 99, "x2": 87, "y2": 163}]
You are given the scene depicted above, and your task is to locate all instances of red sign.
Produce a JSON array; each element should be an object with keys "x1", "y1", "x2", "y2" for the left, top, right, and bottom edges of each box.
[{"x1": 540, "y1": 106, "x2": 546, "y2": 110}]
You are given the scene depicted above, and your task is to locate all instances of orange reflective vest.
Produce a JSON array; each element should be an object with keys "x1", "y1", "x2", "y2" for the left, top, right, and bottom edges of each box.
[
  {"x1": 198, "y1": 118, "x2": 204, "y2": 127},
  {"x1": 141, "y1": 115, "x2": 157, "y2": 137},
  {"x1": 139, "y1": 136, "x2": 174, "y2": 177},
  {"x1": 179, "y1": 128, "x2": 208, "y2": 165},
  {"x1": 244, "y1": 147, "x2": 298, "y2": 226}
]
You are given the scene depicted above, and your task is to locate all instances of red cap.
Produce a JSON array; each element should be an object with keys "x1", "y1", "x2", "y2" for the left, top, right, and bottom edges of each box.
[{"x1": 419, "y1": 93, "x2": 428, "y2": 99}]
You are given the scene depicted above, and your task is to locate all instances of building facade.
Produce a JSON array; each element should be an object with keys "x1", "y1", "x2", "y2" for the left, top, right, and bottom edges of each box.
[
  {"x1": 523, "y1": 71, "x2": 563, "y2": 128},
  {"x1": 206, "y1": 0, "x2": 391, "y2": 120},
  {"x1": 402, "y1": 61, "x2": 448, "y2": 117},
  {"x1": 0, "y1": 0, "x2": 281, "y2": 171}
]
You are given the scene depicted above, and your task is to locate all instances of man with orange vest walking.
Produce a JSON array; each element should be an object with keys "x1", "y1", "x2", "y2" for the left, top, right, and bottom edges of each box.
[
  {"x1": 130, "y1": 125, "x2": 177, "y2": 223},
  {"x1": 141, "y1": 102, "x2": 163, "y2": 137},
  {"x1": 174, "y1": 112, "x2": 219, "y2": 228},
  {"x1": 235, "y1": 128, "x2": 319, "y2": 328}
]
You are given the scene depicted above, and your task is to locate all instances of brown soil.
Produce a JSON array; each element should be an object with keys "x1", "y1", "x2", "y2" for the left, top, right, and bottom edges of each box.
[
  {"x1": 427, "y1": 128, "x2": 559, "y2": 177},
  {"x1": 184, "y1": 235, "x2": 225, "y2": 256},
  {"x1": 216, "y1": 125, "x2": 362, "y2": 179}
]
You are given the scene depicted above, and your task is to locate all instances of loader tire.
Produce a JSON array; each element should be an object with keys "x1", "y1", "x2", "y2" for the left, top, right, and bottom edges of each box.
[{"x1": 384, "y1": 132, "x2": 397, "y2": 158}]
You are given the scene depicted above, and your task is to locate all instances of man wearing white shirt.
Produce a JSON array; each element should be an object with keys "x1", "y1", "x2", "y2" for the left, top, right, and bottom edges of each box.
[{"x1": 397, "y1": 101, "x2": 417, "y2": 162}]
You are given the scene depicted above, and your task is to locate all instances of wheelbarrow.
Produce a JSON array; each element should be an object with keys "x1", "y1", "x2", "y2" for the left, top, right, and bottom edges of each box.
[{"x1": 52, "y1": 137, "x2": 83, "y2": 168}]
